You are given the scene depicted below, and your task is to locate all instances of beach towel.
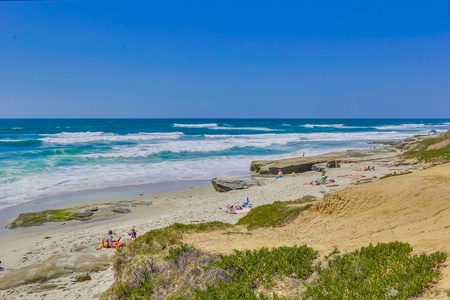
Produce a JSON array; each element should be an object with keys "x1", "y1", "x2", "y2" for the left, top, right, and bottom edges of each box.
[{"x1": 112, "y1": 237, "x2": 125, "y2": 248}]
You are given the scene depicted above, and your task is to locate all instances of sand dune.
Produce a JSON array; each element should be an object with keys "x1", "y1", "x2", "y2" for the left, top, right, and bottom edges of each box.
[{"x1": 184, "y1": 163, "x2": 450, "y2": 298}]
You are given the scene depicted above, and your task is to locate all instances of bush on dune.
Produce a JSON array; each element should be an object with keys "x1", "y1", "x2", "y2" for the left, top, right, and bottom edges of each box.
[
  {"x1": 104, "y1": 222, "x2": 232, "y2": 299},
  {"x1": 237, "y1": 196, "x2": 316, "y2": 230}
]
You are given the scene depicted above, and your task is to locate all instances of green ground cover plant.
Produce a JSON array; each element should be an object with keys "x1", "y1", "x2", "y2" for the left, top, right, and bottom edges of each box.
[
  {"x1": 193, "y1": 245, "x2": 318, "y2": 299},
  {"x1": 305, "y1": 241, "x2": 447, "y2": 299},
  {"x1": 236, "y1": 196, "x2": 316, "y2": 230}
]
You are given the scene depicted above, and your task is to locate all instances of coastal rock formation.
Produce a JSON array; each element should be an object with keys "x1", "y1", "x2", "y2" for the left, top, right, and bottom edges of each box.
[
  {"x1": 211, "y1": 177, "x2": 262, "y2": 192},
  {"x1": 73, "y1": 211, "x2": 94, "y2": 220},
  {"x1": 0, "y1": 252, "x2": 112, "y2": 290},
  {"x1": 250, "y1": 149, "x2": 397, "y2": 175}
]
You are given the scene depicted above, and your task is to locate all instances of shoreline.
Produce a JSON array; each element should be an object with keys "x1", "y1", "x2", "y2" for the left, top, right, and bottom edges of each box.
[{"x1": 0, "y1": 144, "x2": 433, "y2": 299}]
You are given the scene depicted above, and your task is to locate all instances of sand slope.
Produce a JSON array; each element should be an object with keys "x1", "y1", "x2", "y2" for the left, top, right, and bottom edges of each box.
[{"x1": 184, "y1": 163, "x2": 450, "y2": 298}]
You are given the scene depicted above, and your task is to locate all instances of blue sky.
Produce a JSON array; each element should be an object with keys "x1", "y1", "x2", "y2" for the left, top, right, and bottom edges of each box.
[{"x1": 0, "y1": 1, "x2": 448, "y2": 118}]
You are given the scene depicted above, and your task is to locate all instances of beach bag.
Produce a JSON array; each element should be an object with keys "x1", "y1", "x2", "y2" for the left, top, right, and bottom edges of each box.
[{"x1": 227, "y1": 207, "x2": 235, "y2": 214}]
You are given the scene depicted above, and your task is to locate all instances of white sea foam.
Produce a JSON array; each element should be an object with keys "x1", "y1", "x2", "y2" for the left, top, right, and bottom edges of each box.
[
  {"x1": 210, "y1": 126, "x2": 279, "y2": 132},
  {"x1": 374, "y1": 124, "x2": 427, "y2": 130},
  {"x1": 73, "y1": 131, "x2": 420, "y2": 159},
  {"x1": 80, "y1": 134, "x2": 303, "y2": 158},
  {"x1": 302, "y1": 123, "x2": 344, "y2": 128},
  {"x1": 173, "y1": 123, "x2": 278, "y2": 132},
  {"x1": 40, "y1": 132, "x2": 184, "y2": 145},
  {"x1": 302, "y1": 131, "x2": 414, "y2": 142},
  {"x1": 301, "y1": 124, "x2": 367, "y2": 129},
  {"x1": 173, "y1": 123, "x2": 218, "y2": 128},
  {"x1": 0, "y1": 156, "x2": 252, "y2": 210},
  {"x1": 0, "y1": 139, "x2": 23, "y2": 142}
]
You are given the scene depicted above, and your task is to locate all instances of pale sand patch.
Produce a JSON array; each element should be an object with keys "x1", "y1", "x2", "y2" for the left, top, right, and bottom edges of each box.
[{"x1": 0, "y1": 159, "x2": 442, "y2": 299}]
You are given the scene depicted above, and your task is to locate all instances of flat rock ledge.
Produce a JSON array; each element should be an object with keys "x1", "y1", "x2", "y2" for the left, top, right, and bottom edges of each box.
[
  {"x1": 250, "y1": 148, "x2": 397, "y2": 175},
  {"x1": 211, "y1": 177, "x2": 267, "y2": 192}
]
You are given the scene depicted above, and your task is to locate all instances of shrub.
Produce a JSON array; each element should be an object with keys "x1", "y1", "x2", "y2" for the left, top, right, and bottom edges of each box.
[
  {"x1": 105, "y1": 222, "x2": 232, "y2": 299},
  {"x1": 194, "y1": 245, "x2": 318, "y2": 299},
  {"x1": 237, "y1": 197, "x2": 315, "y2": 230},
  {"x1": 305, "y1": 241, "x2": 447, "y2": 299}
]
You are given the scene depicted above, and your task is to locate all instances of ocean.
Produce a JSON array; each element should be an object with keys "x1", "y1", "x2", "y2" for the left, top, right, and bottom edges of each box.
[{"x1": 1, "y1": 118, "x2": 449, "y2": 212}]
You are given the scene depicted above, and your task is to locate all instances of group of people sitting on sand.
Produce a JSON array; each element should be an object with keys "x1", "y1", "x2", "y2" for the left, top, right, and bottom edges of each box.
[
  {"x1": 354, "y1": 166, "x2": 375, "y2": 171},
  {"x1": 392, "y1": 169, "x2": 411, "y2": 175},
  {"x1": 96, "y1": 227, "x2": 137, "y2": 250}
]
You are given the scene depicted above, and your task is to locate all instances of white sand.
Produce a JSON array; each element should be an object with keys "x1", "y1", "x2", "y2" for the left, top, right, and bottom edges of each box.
[{"x1": 0, "y1": 158, "x2": 425, "y2": 299}]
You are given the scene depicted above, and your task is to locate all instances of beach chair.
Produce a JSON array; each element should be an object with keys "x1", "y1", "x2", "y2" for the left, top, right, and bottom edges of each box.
[
  {"x1": 315, "y1": 176, "x2": 328, "y2": 184},
  {"x1": 242, "y1": 197, "x2": 250, "y2": 207}
]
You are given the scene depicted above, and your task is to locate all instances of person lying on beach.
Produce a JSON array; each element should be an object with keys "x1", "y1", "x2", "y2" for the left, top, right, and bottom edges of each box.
[
  {"x1": 353, "y1": 167, "x2": 368, "y2": 171},
  {"x1": 339, "y1": 174, "x2": 366, "y2": 179},
  {"x1": 304, "y1": 181, "x2": 320, "y2": 186},
  {"x1": 304, "y1": 176, "x2": 335, "y2": 185},
  {"x1": 226, "y1": 204, "x2": 243, "y2": 210},
  {"x1": 128, "y1": 228, "x2": 137, "y2": 241},
  {"x1": 392, "y1": 169, "x2": 411, "y2": 175},
  {"x1": 354, "y1": 166, "x2": 375, "y2": 171}
]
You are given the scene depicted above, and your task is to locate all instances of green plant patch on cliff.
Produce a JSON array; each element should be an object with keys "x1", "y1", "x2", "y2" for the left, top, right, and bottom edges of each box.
[
  {"x1": 403, "y1": 147, "x2": 450, "y2": 162},
  {"x1": 236, "y1": 196, "x2": 315, "y2": 230},
  {"x1": 402, "y1": 130, "x2": 450, "y2": 162},
  {"x1": 194, "y1": 245, "x2": 318, "y2": 299},
  {"x1": 6, "y1": 209, "x2": 77, "y2": 229},
  {"x1": 305, "y1": 241, "x2": 447, "y2": 299}
]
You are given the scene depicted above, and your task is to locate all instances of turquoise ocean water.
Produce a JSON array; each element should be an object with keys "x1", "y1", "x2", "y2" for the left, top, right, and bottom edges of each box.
[{"x1": 1, "y1": 118, "x2": 449, "y2": 212}]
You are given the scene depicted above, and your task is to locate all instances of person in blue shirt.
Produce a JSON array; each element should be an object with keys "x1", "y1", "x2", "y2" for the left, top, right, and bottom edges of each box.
[{"x1": 128, "y1": 228, "x2": 137, "y2": 241}]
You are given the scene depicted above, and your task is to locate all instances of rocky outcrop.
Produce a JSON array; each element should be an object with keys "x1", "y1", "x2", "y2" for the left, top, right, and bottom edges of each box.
[
  {"x1": 250, "y1": 149, "x2": 397, "y2": 175},
  {"x1": 0, "y1": 252, "x2": 112, "y2": 290},
  {"x1": 211, "y1": 177, "x2": 263, "y2": 192},
  {"x1": 73, "y1": 211, "x2": 94, "y2": 220}
]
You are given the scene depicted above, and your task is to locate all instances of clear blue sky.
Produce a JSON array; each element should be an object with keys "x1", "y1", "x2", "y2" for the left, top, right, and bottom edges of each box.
[{"x1": 0, "y1": 1, "x2": 449, "y2": 118}]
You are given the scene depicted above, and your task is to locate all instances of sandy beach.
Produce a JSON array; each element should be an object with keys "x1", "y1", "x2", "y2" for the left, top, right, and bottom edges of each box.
[{"x1": 0, "y1": 147, "x2": 448, "y2": 299}]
